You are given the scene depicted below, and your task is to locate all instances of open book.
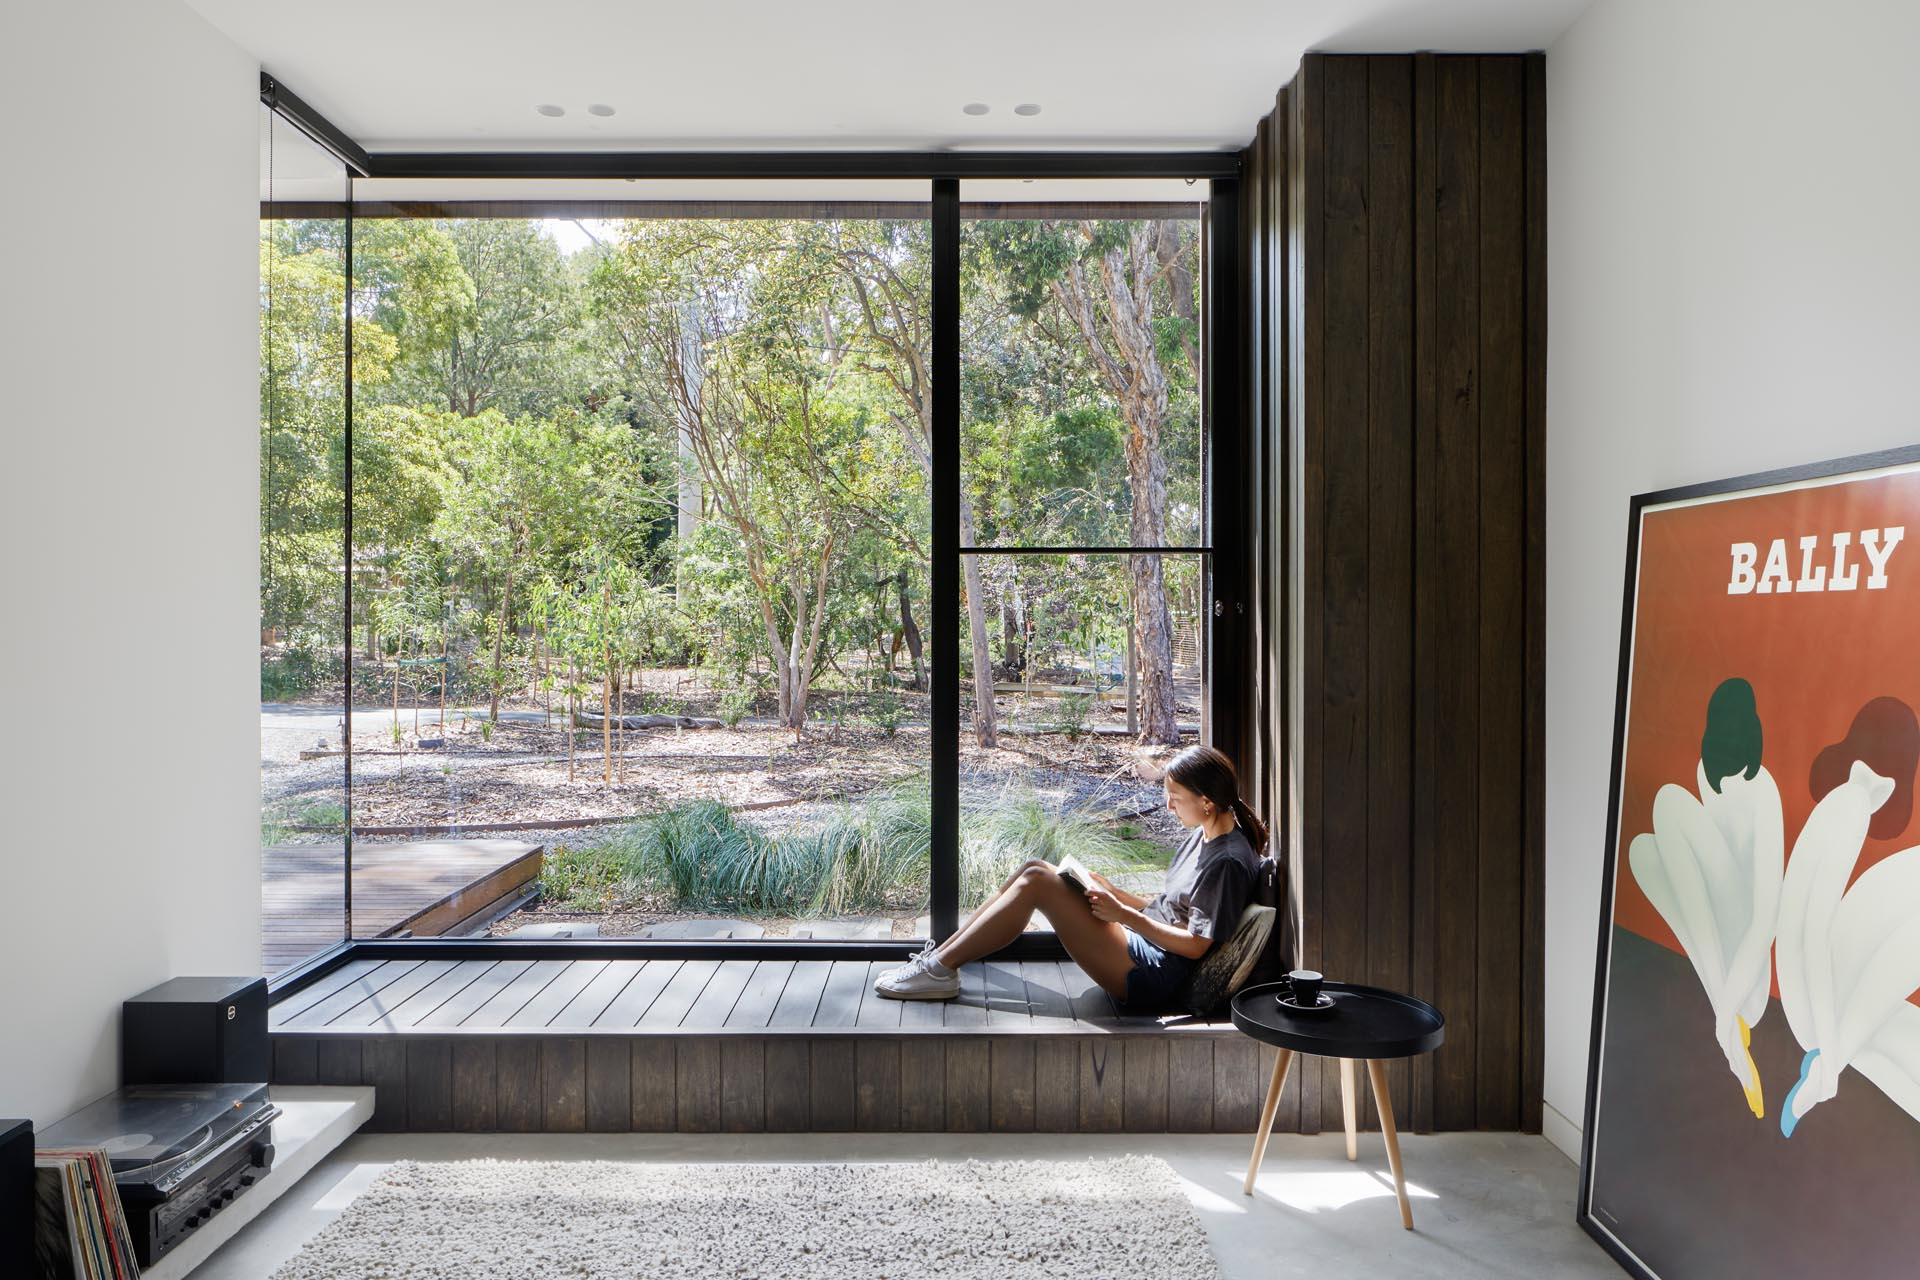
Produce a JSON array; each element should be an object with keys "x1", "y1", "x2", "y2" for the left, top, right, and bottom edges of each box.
[{"x1": 1053, "y1": 855, "x2": 1103, "y2": 896}]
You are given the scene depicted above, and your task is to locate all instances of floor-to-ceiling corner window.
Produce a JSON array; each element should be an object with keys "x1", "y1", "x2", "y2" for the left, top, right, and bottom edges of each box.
[
  {"x1": 259, "y1": 104, "x2": 351, "y2": 975},
  {"x1": 956, "y1": 180, "x2": 1209, "y2": 926},
  {"x1": 341, "y1": 179, "x2": 934, "y2": 945},
  {"x1": 256, "y1": 149, "x2": 1228, "y2": 977}
]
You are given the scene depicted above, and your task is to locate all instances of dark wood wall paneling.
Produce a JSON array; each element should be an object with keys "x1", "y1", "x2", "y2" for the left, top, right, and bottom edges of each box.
[
  {"x1": 1236, "y1": 53, "x2": 1545, "y2": 1134},
  {"x1": 271, "y1": 1033, "x2": 1277, "y2": 1135}
]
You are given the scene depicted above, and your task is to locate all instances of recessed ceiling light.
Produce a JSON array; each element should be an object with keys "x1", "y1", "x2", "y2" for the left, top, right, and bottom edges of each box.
[
  {"x1": 1014, "y1": 103, "x2": 1042, "y2": 117},
  {"x1": 962, "y1": 102, "x2": 990, "y2": 116},
  {"x1": 588, "y1": 103, "x2": 615, "y2": 117},
  {"x1": 536, "y1": 104, "x2": 565, "y2": 117}
]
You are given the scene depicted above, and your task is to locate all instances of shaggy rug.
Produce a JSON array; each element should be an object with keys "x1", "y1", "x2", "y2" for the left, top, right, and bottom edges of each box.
[{"x1": 269, "y1": 1155, "x2": 1219, "y2": 1279}]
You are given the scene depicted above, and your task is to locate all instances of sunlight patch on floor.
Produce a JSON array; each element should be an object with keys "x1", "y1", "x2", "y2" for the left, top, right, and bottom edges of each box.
[
  {"x1": 1241, "y1": 1167, "x2": 1439, "y2": 1214},
  {"x1": 1175, "y1": 1173, "x2": 1251, "y2": 1216}
]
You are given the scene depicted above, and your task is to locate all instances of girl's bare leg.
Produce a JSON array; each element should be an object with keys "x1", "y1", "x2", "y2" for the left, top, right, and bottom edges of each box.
[
  {"x1": 930, "y1": 859, "x2": 1048, "y2": 962},
  {"x1": 936, "y1": 863, "x2": 1135, "y2": 998}
]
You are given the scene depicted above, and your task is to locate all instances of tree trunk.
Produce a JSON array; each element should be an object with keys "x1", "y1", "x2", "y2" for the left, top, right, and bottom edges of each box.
[
  {"x1": 786, "y1": 616, "x2": 806, "y2": 732},
  {"x1": 391, "y1": 642, "x2": 401, "y2": 747},
  {"x1": 958, "y1": 492, "x2": 998, "y2": 747},
  {"x1": 1001, "y1": 588, "x2": 1023, "y2": 675},
  {"x1": 1154, "y1": 218, "x2": 1200, "y2": 370},
  {"x1": 1130, "y1": 550, "x2": 1179, "y2": 744},
  {"x1": 602, "y1": 582, "x2": 613, "y2": 784},
  {"x1": 1126, "y1": 611, "x2": 1138, "y2": 736},
  {"x1": 1056, "y1": 227, "x2": 1179, "y2": 745},
  {"x1": 675, "y1": 298, "x2": 705, "y2": 563},
  {"x1": 489, "y1": 557, "x2": 516, "y2": 723}
]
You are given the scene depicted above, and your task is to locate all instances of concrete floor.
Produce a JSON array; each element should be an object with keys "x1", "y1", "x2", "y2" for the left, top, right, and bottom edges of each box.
[{"x1": 191, "y1": 1130, "x2": 1619, "y2": 1279}]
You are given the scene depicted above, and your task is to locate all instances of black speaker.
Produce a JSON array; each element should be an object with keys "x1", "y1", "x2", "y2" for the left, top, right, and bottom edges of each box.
[
  {"x1": 1, "y1": 1119, "x2": 30, "y2": 1279},
  {"x1": 122, "y1": 977, "x2": 270, "y2": 1086}
]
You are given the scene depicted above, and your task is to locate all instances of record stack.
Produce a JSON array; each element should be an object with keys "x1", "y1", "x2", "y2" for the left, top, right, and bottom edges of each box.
[{"x1": 32, "y1": 1147, "x2": 141, "y2": 1279}]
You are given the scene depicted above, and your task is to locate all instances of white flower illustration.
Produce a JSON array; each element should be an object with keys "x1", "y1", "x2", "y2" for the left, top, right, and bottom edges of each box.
[
  {"x1": 1775, "y1": 759, "x2": 1920, "y2": 1136},
  {"x1": 1628, "y1": 759, "x2": 1784, "y2": 1117}
]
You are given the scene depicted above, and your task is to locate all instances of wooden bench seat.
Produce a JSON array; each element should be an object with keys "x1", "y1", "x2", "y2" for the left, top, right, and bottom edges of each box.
[{"x1": 268, "y1": 957, "x2": 1282, "y2": 1134}]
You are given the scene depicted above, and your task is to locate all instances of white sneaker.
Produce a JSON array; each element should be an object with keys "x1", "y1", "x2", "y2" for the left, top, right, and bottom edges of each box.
[{"x1": 874, "y1": 948, "x2": 961, "y2": 1000}]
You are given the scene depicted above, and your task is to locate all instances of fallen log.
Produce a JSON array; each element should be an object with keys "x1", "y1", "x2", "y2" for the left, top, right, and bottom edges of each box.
[
  {"x1": 995, "y1": 722, "x2": 1201, "y2": 737},
  {"x1": 573, "y1": 710, "x2": 725, "y2": 731}
]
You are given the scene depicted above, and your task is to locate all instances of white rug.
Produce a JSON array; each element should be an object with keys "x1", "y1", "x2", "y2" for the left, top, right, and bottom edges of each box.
[{"x1": 269, "y1": 1155, "x2": 1219, "y2": 1279}]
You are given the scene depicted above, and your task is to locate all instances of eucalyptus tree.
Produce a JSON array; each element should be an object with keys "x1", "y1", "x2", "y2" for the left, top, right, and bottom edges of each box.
[
  {"x1": 381, "y1": 219, "x2": 582, "y2": 419},
  {"x1": 591, "y1": 220, "x2": 922, "y2": 735},
  {"x1": 971, "y1": 218, "x2": 1201, "y2": 744},
  {"x1": 813, "y1": 220, "x2": 1001, "y2": 743}
]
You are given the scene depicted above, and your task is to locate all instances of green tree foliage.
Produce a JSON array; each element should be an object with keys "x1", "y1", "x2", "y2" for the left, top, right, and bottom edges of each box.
[
  {"x1": 261, "y1": 221, "x2": 392, "y2": 640},
  {"x1": 262, "y1": 207, "x2": 1199, "y2": 749},
  {"x1": 590, "y1": 220, "x2": 925, "y2": 733}
]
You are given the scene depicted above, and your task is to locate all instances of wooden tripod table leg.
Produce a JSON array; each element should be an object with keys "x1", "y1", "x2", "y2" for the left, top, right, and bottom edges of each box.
[
  {"x1": 1366, "y1": 1059, "x2": 1413, "y2": 1230},
  {"x1": 1339, "y1": 1058, "x2": 1358, "y2": 1161},
  {"x1": 1241, "y1": 1047, "x2": 1295, "y2": 1196}
]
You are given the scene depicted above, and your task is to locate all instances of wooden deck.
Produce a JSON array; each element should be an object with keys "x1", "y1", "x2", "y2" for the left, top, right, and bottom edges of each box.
[
  {"x1": 262, "y1": 841, "x2": 543, "y2": 973},
  {"x1": 269, "y1": 957, "x2": 1234, "y2": 1034},
  {"x1": 267, "y1": 956, "x2": 1280, "y2": 1135}
]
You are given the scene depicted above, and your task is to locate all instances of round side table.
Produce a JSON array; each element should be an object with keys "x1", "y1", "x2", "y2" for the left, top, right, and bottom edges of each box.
[{"x1": 1230, "y1": 980, "x2": 1446, "y2": 1230}]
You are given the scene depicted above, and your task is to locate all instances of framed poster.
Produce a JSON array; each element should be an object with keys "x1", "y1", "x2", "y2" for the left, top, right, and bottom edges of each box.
[{"x1": 1580, "y1": 445, "x2": 1920, "y2": 1279}]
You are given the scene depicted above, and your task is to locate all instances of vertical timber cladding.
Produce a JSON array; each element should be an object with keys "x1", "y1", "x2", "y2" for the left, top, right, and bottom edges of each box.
[
  {"x1": 1241, "y1": 53, "x2": 1546, "y2": 1134},
  {"x1": 1233, "y1": 87, "x2": 1307, "y2": 1136}
]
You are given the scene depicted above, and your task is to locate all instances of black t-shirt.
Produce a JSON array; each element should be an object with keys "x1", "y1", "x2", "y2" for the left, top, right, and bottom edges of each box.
[{"x1": 1140, "y1": 824, "x2": 1259, "y2": 941}]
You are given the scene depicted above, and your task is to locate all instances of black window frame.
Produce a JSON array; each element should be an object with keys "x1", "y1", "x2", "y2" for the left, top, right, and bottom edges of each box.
[{"x1": 260, "y1": 77, "x2": 1248, "y2": 995}]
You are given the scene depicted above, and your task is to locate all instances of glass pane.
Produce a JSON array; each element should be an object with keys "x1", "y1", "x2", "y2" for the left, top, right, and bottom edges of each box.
[
  {"x1": 347, "y1": 183, "x2": 932, "y2": 943},
  {"x1": 956, "y1": 552, "x2": 1205, "y2": 927},
  {"x1": 259, "y1": 106, "x2": 350, "y2": 975},
  {"x1": 960, "y1": 180, "x2": 1205, "y2": 549}
]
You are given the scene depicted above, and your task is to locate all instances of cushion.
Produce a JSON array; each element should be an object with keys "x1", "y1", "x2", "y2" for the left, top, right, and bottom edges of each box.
[
  {"x1": 1245, "y1": 854, "x2": 1294, "y2": 988},
  {"x1": 1178, "y1": 902, "x2": 1276, "y2": 1015}
]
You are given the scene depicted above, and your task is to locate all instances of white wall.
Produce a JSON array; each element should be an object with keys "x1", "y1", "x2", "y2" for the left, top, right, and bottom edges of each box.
[
  {"x1": 0, "y1": 0, "x2": 259, "y2": 1127},
  {"x1": 1544, "y1": 0, "x2": 1920, "y2": 1159}
]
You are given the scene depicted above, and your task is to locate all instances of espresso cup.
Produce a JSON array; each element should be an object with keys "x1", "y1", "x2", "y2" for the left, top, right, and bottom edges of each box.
[{"x1": 1287, "y1": 969, "x2": 1324, "y2": 1005}]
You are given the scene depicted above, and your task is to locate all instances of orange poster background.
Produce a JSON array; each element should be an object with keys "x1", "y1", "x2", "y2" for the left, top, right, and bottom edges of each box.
[{"x1": 1612, "y1": 466, "x2": 1920, "y2": 1007}]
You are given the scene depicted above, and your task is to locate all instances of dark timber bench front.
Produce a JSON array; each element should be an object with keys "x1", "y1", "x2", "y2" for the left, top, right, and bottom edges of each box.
[{"x1": 268, "y1": 956, "x2": 1279, "y2": 1134}]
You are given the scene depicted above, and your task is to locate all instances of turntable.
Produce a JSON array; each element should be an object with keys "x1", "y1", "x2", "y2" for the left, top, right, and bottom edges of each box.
[{"x1": 39, "y1": 1082, "x2": 278, "y2": 1267}]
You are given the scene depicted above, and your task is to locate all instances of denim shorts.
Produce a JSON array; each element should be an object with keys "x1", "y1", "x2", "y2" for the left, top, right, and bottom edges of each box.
[{"x1": 1122, "y1": 929, "x2": 1193, "y2": 1012}]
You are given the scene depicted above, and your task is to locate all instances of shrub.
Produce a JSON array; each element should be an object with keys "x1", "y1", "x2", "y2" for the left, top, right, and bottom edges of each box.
[
  {"x1": 539, "y1": 842, "x2": 625, "y2": 911},
  {"x1": 958, "y1": 783, "x2": 1131, "y2": 906},
  {"x1": 1054, "y1": 692, "x2": 1096, "y2": 742},
  {"x1": 820, "y1": 777, "x2": 929, "y2": 913},
  {"x1": 640, "y1": 690, "x2": 687, "y2": 718},
  {"x1": 259, "y1": 640, "x2": 340, "y2": 700},
  {"x1": 600, "y1": 777, "x2": 933, "y2": 916},
  {"x1": 866, "y1": 686, "x2": 906, "y2": 738},
  {"x1": 535, "y1": 775, "x2": 1157, "y2": 922},
  {"x1": 294, "y1": 800, "x2": 346, "y2": 829},
  {"x1": 717, "y1": 686, "x2": 753, "y2": 728}
]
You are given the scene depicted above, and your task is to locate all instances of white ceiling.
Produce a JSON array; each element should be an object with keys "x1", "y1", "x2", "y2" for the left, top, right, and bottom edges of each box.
[{"x1": 199, "y1": 0, "x2": 1591, "y2": 154}]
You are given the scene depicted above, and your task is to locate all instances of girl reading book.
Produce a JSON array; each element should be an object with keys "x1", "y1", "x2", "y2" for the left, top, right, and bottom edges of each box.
[{"x1": 873, "y1": 744, "x2": 1267, "y2": 1011}]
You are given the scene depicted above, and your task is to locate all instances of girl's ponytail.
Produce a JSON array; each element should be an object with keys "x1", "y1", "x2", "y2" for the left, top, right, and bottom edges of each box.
[{"x1": 1231, "y1": 796, "x2": 1270, "y2": 857}]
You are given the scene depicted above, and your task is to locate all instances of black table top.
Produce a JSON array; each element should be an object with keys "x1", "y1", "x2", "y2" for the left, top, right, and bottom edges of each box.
[{"x1": 1231, "y1": 980, "x2": 1445, "y2": 1059}]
